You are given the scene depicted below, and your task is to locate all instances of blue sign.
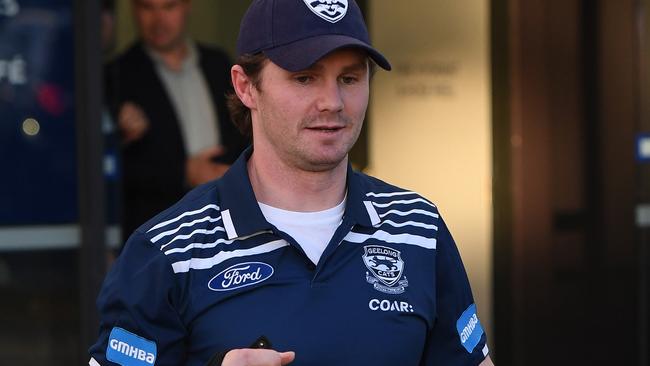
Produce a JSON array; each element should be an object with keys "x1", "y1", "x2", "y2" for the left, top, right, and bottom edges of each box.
[{"x1": 0, "y1": 0, "x2": 77, "y2": 225}]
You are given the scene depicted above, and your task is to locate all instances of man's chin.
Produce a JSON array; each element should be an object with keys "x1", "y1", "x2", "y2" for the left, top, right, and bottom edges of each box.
[
  {"x1": 145, "y1": 37, "x2": 181, "y2": 53},
  {"x1": 300, "y1": 154, "x2": 349, "y2": 173}
]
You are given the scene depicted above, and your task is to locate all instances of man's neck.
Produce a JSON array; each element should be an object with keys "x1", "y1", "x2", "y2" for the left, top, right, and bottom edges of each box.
[
  {"x1": 247, "y1": 150, "x2": 348, "y2": 212},
  {"x1": 148, "y1": 39, "x2": 189, "y2": 72}
]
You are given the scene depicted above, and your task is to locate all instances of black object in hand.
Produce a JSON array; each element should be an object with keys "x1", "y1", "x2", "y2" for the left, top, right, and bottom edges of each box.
[
  {"x1": 250, "y1": 336, "x2": 272, "y2": 349},
  {"x1": 204, "y1": 336, "x2": 273, "y2": 366}
]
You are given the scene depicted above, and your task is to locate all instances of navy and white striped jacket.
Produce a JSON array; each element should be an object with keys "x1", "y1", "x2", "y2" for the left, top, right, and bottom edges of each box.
[{"x1": 89, "y1": 148, "x2": 489, "y2": 366}]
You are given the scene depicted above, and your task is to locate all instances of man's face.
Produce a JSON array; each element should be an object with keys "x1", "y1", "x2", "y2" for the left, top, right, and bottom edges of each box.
[
  {"x1": 132, "y1": 0, "x2": 190, "y2": 52},
  {"x1": 250, "y1": 49, "x2": 370, "y2": 172}
]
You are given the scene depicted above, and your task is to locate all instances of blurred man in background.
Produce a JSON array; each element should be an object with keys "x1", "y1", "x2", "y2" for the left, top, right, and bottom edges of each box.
[{"x1": 105, "y1": 0, "x2": 247, "y2": 242}]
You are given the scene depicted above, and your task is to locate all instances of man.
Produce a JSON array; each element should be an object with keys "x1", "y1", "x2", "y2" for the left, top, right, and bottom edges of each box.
[
  {"x1": 90, "y1": 1, "x2": 494, "y2": 365},
  {"x1": 105, "y1": 0, "x2": 247, "y2": 240}
]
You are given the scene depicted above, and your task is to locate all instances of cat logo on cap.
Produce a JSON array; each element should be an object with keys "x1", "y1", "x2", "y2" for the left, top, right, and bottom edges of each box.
[{"x1": 302, "y1": 0, "x2": 348, "y2": 23}]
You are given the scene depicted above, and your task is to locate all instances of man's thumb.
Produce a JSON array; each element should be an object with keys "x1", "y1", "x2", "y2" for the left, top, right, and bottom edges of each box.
[{"x1": 279, "y1": 351, "x2": 295, "y2": 365}]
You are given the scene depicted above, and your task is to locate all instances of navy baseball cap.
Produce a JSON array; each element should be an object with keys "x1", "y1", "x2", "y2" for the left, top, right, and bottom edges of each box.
[{"x1": 236, "y1": 0, "x2": 391, "y2": 71}]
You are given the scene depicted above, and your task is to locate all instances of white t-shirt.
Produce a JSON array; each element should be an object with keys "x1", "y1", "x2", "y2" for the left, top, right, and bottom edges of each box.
[{"x1": 258, "y1": 198, "x2": 346, "y2": 265}]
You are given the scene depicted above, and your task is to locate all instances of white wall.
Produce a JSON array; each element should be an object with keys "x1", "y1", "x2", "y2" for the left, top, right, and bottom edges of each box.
[{"x1": 368, "y1": 0, "x2": 493, "y2": 341}]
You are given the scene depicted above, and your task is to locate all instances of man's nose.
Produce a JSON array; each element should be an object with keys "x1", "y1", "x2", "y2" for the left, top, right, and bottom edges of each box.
[{"x1": 316, "y1": 79, "x2": 344, "y2": 113}]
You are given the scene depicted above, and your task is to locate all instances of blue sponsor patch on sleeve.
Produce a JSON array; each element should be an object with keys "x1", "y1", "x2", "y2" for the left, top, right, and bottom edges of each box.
[
  {"x1": 456, "y1": 303, "x2": 484, "y2": 353},
  {"x1": 106, "y1": 327, "x2": 157, "y2": 366}
]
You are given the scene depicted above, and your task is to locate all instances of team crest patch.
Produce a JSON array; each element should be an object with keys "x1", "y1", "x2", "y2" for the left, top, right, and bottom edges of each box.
[
  {"x1": 302, "y1": 0, "x2": 348, "y2": 23},
  {"x1": 363, "y1": 245, "x2": 409, "y2": 294}
]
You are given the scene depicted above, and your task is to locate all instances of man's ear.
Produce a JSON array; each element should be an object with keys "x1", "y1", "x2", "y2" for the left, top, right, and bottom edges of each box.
[{"x1": 231, "y1": 65, "x2": 257, "y2": 110}]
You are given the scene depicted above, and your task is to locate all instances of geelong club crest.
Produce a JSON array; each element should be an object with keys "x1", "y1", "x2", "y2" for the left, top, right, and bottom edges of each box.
[
  {"x1": 363, "y1": 245, "x2": 409, "y2": 294},
  {"x1": 302, "y1": 0, "x2": 348, "y2": 23}
]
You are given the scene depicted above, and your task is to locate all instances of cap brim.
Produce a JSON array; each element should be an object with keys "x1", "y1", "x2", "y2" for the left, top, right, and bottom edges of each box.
[{"x1": 263, "y1": 34, "x2": 391, "y2": 72}]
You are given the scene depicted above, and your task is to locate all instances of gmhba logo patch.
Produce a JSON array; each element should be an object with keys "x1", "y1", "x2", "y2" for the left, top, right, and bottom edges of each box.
[
  {"x1": 106, "y1": 327, "x2": 156, "y2": 366},
  {"x1": 456, "y1": 303, "x2": 484, "y2": 353},
  {"x1": 302, "y1": 0, "x2": 348, "y2": 23},
  {"x1": 363, "y1": 245, "x2": 409, "y2": 294}
]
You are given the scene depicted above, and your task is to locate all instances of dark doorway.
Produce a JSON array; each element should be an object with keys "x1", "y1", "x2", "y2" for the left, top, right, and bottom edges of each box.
[{"x1": 492, "y1": 0, "x2": 647, "y2": 364}]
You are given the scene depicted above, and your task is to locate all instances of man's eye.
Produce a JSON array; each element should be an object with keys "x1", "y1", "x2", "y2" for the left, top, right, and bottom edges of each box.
[
  {"x1": 340, "y1": 76, "x2": 358, "y2": 85},
  {"x1": 294, "y1": 75, "x2": 313, "y2": 84}
]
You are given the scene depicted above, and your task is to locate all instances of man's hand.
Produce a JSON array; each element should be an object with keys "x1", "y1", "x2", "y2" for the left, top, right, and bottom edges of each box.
[
  {"x1": 185, "y1": 146, "x2": 230, "y2": 187},
  {"x1": 118, "y1": 102, "x2": 149, "y2": 144},
  {"x1": 480, "y1": 355, "x2": 495, "y2": 366},
  {"x1": 221, "y1": 349, "x2": 295, "y2": 366}
]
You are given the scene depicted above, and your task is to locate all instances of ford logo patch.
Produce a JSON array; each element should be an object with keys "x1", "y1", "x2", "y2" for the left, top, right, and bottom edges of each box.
[{"x1": 208, "y1": 262, "x2": 274, "y2": 292}]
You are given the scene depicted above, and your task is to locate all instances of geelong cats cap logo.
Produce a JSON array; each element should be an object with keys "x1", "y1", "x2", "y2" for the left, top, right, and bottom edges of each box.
[
  {"x1": 302, "y1": 0, "x2": 348, "y2": 23},
  {"x1": 363, "y1": 245, "x2": 409, "y2": 294}
]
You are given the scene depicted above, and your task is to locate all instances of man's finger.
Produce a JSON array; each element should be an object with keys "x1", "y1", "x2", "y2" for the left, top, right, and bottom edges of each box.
[
  {"x1": 120, "y1": 102, "x2": 139, "y2": 120},
  {"x1": 221, "y1": 348, "x2": 295, "y2": 366},
  {"x1": 279, "y1": 351, "x2": 295, "y2": 365}
]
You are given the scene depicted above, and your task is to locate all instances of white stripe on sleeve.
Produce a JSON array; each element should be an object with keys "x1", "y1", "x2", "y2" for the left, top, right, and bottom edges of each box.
[
  {"x1": 147, "y1": 204, "x2": 220, "y2": 232},
  {"x1": 171, "y1": 239, "x2": 289, "y2": 273}
]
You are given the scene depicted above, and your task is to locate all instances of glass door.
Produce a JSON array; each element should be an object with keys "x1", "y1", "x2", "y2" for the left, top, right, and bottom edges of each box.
[{"x1": 0, "y1": 0, "x2": 109, "y2": 364}]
